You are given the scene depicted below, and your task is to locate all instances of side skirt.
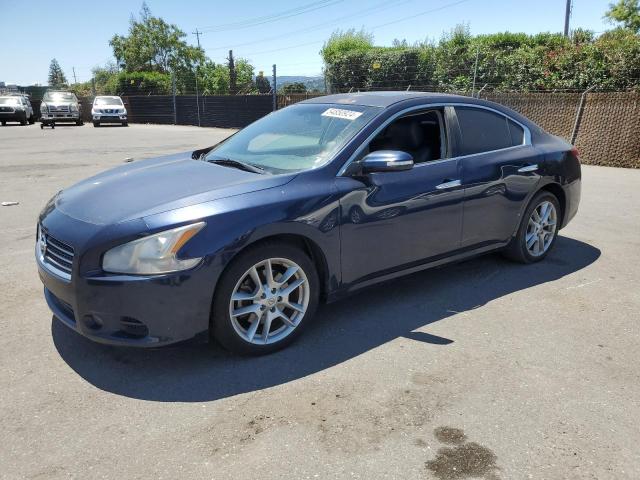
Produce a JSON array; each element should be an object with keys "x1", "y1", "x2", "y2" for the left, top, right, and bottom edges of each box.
[{"x1": 325, "y1": 241, "x2": 509, "y2": 303}]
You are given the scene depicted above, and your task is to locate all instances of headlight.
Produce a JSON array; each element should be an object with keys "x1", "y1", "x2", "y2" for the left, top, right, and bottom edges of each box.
[
  {"x1": 92, "y1": 108, "x2": 101, "y2": 114},
  {"x1": 40, "y1": 103, "x2": 48, "y2": 113},
  {"x1": 102, "y1": 222, "x2": 206, "y2": 275},
  {"x1": 70, "y1": 104, "x2": 78, "y2": 112},
  {"x1": 118, "y1": 109, "x2": 126, "y2": 114}
]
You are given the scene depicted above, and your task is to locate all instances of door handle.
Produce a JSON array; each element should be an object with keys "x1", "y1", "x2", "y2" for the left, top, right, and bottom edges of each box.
[
  {"x1": 435, "y1": 179, "x2": 461, "y2": 190},
  {"x1": 518, "y1": 164, "x2": 538, "y2": 173}
]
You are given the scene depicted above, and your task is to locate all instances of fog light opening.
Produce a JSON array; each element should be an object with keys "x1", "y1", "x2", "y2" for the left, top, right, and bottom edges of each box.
[
  {"x1": 82, "y1": 315, "x2": 103, "y2": 331},
  {"x1": 118, "y1": 317, "x2": 149, "y2": 339}
]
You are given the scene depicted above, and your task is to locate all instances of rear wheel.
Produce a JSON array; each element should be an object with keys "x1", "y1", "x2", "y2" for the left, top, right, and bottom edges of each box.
[
  {"x1": 212, "y1": 242, "x2": 319, "y2": 355},
  {"x1": 503, "y1": 191, "x2": 560, "y2": 263}
]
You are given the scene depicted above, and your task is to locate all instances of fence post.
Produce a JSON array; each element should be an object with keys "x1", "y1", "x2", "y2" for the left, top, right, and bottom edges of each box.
[
  {"x1": 571, "y1": 85, "x2": 595, "y2": 145},
  {"x1": 471, "y1": 46, "x2": 480, "y2": 97},
  {"x1": 171, "y1": 72, "x2": 177, "y2": 125},
  {"x1": 272, "y1": 64, "x2": 277, "y2": 111}
]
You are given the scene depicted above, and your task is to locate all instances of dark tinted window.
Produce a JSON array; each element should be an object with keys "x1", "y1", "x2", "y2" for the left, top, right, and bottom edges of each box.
[
  {"x1": 455, "y1": 107, "x2": 513, "y2": 155},
  {"x1": 507, "y1": 119, "x2": 524, "y2": 145}
]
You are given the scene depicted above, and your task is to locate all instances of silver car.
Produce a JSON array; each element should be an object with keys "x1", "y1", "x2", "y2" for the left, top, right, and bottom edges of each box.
[
  {"x1": 91, "y1": 96, "x2": 128, "y2": 127},
  {"x1": 40, "y1": 91, "x2": 83, "y2": 126},
  {"x1": 0, "y1": 94, "x2": 35, "y2": 126}
]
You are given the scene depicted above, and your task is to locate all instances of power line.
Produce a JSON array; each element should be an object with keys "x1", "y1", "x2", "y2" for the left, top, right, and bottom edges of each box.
[
  {"x1": 198, "y1": 0, "x2": 343, "y2": 33},
  {"x1": 202, "y1": 0, "x2": 416, "y2": 52},
  {"x1": 230, "y1": 0, "x2": 472, "y2": 57}
]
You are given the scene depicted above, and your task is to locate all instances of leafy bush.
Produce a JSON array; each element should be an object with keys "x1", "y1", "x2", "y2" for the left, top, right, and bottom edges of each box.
[{"x1": 321, "y1": 27, "x2": 640, "y2": 93}]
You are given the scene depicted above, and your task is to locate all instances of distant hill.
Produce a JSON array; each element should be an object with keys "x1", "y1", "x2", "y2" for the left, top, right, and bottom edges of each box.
[{"x1": 276, "y1": 75, "x2": 325, "y2": 93}]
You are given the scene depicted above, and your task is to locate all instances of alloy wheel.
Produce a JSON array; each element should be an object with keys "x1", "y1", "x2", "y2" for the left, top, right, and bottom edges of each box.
[
  {"x1": 229, "y1": 258, "x2": 310, "y2": 345},
  {"x1": 525, "y1": 200, "x2": 557, "y2": 257}
]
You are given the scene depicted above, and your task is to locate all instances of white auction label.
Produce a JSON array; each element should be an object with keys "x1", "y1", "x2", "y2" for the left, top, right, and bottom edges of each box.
[{"x1": 321, "y1": 108, "x2": 363, "y2": 120}]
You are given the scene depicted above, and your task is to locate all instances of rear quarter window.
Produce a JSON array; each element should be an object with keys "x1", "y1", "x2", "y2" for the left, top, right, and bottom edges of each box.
[{"x1": 455, "y1": 107, "x2": 522, "y2": 156}]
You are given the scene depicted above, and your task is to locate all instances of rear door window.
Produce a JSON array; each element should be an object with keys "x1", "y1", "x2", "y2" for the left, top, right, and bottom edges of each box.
[{"x1": 455, "y1": 107, "x2": 520, "y2": 156}]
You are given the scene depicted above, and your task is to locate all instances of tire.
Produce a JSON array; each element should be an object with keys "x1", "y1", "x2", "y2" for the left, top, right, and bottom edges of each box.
[
  {"x1": 1, "y1": 121, "x2": 5, "y2": 126},
  {"x1": 20, "y1": 113, "x2": 27, "y2": 126},
  {"x1": 503, "y1": 191, "x2": 561, "y2": 264},
  {"x1": 211, "y1": 241, "x2": 320, "y2": 355},
  {"x1": 76, "y1": 120, "x2": 84, "y2": 126},
  {"x1": 93, "y1": 122, "x2": 100, "y2": 127},
  {"x1": 122, "y1": 122, "x2": 128, "y2": 127},
  {"x1": 28, "y1": 115, "x2": 35, "y2": 125}
]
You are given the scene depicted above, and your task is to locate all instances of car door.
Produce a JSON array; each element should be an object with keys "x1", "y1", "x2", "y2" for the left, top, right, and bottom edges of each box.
[
  {"x1": 452, "y1": 105, "x2": 543, "y2": 248},
  {"x1": 337, "y1": 107, "x2": 464, "y2": 286}
]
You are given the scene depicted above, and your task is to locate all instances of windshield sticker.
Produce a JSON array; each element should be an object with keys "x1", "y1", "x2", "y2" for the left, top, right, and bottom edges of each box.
[{"x1": 321, "y1": 108, "x2": 363, "y2": 121}]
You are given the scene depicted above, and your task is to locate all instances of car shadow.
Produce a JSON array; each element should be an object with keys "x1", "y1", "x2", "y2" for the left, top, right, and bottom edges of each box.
[{"x1": 52, "y1": 236, "x2": 600, "y2": 402}]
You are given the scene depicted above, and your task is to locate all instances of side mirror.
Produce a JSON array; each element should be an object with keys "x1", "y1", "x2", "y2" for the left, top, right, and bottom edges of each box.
[{"x1": 360, "y1": 150, "x2": 414, "y2": 173}]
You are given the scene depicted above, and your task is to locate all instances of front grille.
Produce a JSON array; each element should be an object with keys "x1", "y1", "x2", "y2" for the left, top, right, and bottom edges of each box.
[
  {"x1": 0, "y1": 106, "x2": 14, "y2": 112},
  {"x1": 39, "y1": 228, "x2": 74, "y2": 279},
  {"x1": 49, "y1": 105, "x2": 70, "y2": 112}
]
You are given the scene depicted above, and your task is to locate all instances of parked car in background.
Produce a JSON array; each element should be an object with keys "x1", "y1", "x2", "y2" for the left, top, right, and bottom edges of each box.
[
  {"x1": 0, "y1": 94, "x2": 35, "y2": 125},
  {"x1": 40, "y1": 91, "x2": 83, "y2": 126},
  {"x1": 91, "y1": 96, "x2": 128, "y2": 127},
  {"x1": 36, "y1": 92, "x2": 581, "y2": 355}
]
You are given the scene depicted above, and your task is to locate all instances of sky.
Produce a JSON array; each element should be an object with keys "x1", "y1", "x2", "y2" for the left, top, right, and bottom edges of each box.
[{"x1": 0, "y1": 0, "x2": 611, "y2": 85}]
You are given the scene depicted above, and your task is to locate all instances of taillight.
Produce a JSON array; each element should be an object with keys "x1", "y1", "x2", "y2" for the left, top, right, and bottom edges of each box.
[{"x1": 571, "y1": 146, "x2": 580, "y2": 158}]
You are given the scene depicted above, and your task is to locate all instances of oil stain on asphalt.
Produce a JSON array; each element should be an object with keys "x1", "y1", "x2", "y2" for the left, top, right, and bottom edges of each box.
[{"x1": 426, "y1": 427, "x2": 499, "y2": 479}]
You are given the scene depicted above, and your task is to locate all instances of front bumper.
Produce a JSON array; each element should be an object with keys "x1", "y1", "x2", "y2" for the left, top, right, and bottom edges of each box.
[
  {"x1": 36, "y1": 212, "x2": 217, "y2": 347},
  {"x1": 93, "y1": 114, "x2": 127, "y2": 123},
  {"x1": 41, "y1": 113, "x2": 80, "y2": 122},
  {"x1": 0, "y1": 111, "x2": 23, "y2": 121}
]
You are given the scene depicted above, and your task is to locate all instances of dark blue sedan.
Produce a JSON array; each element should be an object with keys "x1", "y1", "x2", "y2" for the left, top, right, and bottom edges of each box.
[{"x1": 36, "y1": 92, "x2": 581, "y2": 355}]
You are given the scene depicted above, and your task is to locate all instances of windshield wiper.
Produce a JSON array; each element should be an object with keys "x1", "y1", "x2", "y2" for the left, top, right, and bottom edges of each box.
[{"x1": 206, "y1": 156, "x2": 269, "y2": 175}]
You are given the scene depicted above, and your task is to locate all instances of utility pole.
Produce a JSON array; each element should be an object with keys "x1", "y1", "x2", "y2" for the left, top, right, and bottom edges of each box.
[
  {"x1": 192, "y1": 28, "x2": 202, "y2": 127},
  {"x1": 72, "y1": 67, "x2": 77, "y2": 85},
  {"x1": 564, "y1": 0, "x2": 572, "y2": 37},
  {"x1": 228, "y1": 50, "x2": 237, "y2": 95},
  {"x1": 272, "y1": 64, "x2": 277, "y2": 111}
]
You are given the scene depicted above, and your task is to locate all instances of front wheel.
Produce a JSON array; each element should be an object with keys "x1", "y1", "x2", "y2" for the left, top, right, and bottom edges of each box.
[
  {"x1": 28, "y1": 115, "x2": 35, "y2": 125},
  {"x1": 76, "y1": 120, "x2": 84, "y2": 126},
  {"x1": 212, "y1": 242, "x2": 319, "y2": 355},
  {"x1": 503, "y1": 191, "x2": 560, "y2": 263},
  {"x1": 93, "y1": 122, "x2": 100, "y2": 127}
]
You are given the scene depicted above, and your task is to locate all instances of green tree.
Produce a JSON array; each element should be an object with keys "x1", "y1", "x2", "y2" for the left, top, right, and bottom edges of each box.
[
  {"x1": 605, "y1": 0, "x2": 640, "y2": 32},
  {"x1": 281, "y1": 82, "x2": 307, "y2": 94},
  {"x1": 110, "y1": 3, "x2": 205, "y2": 76},
  {"x1": 320, "y1": 28, "x2": 374, "y2": 65},
  {"x1": 255, "y1": 71, "x2": 271, "y2": 93},
  {"x1": 48, "y1": 59, "x2": 67, "y2": 88}
]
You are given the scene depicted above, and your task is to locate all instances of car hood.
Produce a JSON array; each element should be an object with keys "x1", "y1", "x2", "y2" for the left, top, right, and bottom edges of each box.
[
  {"x1": 43, "y1": 101, "x2": 77, "y2": 106},
  {"x1": 55, "y1": 151, "x2": 295, "y2": 225}
]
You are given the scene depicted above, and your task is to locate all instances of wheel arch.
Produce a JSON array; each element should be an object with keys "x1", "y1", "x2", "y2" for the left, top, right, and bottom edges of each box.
[
  {"x1": 538, "y1": 182, "x2": 566, "y2": 228},
  {"x1": 216, "y1": 232, "x2": 332, "y2": 304}
]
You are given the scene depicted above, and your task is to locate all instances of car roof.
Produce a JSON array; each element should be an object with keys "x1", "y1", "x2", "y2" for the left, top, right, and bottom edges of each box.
[
  {"x1": 300, "y1": 91, "x2": 469, "y2": 108},
  {"x1": 300, "y1": 91, "x2": 542, "y2": 133}
]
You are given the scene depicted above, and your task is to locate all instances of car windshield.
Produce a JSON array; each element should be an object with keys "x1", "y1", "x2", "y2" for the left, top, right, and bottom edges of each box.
[
  {"x1": 43, "y1": 92, "x2": 76, "y2": 102},
  {"x1": 0, "y1": 98, "x2": 20, "y2": 105},
  {"x1": 94, "y1": 97, "x2": 123, "y2": 106},
  {"x1": 205, "y1": 103, "x2": 380, "y2": 174}
]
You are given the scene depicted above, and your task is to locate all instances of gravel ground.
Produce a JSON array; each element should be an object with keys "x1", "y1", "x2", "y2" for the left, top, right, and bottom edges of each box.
[{"x1": 1, "y1": 123, "x2": 639, "y2": 480}]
